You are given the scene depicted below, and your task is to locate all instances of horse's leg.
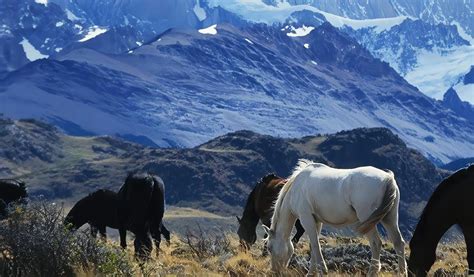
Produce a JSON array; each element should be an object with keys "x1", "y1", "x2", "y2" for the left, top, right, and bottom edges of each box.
[
  {"x1": 299, "y1": 213, "x2": 327, "y2": 276},
  {"x1": 153, "y1": 231, "x2": 162, "y2": 257},
  {"x1": 134, "y1": 230, "x2": 152, "y2": 260},
  {"x1": 161, "y1": 223, "x2": 171, "y2": 244},
  {"x1": 460, "y1": 224, "x2": 474, "y2": 275},
  {"x1": 119, "y1": 228, "x2": 127, "y2": 248},
  {"x1": 292, "y1": 219, "x2": 306, "y2": 244},
  {"x1": 99, "y1": 225, "x2": 107, "y2": 241},
  {"x1": 90, "y1": 225, "x2": 98, "y2": 238},
  {"x1": 365, "y1": 228, "x2": 382, "y2": 276},
  {"x1": 381, "y1": 205, "x2": 407, "y2": 276},
  {"x1": 261, "y1": 217, "x2": 271, "y2": 256}
]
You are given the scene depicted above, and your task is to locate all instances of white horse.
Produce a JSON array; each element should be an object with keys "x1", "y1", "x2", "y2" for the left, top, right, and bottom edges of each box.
[{"x1": 264, "y1": 159, "x2": 407, "y2": 276}]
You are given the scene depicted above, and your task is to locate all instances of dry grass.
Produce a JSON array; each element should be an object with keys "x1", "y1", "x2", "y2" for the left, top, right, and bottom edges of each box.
[
  {"x1": 0, "y1": 204, "x2": 468, "y2": 276},
  {"x1": 103, "y1": 233, "x2": 468, "y2": 276}
]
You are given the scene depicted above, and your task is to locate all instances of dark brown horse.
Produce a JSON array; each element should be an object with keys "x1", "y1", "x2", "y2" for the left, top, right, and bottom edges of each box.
[
  {"x1": 408, "y1": 165, "x2": 474, "y2": 276},
  {"x1": 0, "y1": 179, "x2": 28, "y2": 218},
  {"x1": 237, "y1": 174, "x2": 305, "y2": 249},
  {"x1": 118, "y1": 172, "x2": 167, "y2": 259}
]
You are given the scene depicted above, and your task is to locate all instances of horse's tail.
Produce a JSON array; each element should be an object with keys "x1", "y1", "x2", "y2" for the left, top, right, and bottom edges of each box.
[{"x1": 356, "y1": 172, "x2": 398, "y2": 234}]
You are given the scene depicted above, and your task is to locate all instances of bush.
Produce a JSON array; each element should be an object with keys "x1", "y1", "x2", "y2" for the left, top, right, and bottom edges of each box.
[
  {"x1": 0, "y1": 202, "x2": 135, "y2": 276},
  {"x1": 182, "y1": 224, "x2": 233, "y2": 261}
]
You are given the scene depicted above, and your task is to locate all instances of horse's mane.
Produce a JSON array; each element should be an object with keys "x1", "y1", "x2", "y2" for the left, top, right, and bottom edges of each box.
[
  {"x1": 271, "y1": 159, "x2": 315, "y2": 231},
  {"x1": 241, "y1": 173, "x2": 278, "y2": 220},
  {"x1": 419, "y1": 165, "x2": 474, "y2": 223}
]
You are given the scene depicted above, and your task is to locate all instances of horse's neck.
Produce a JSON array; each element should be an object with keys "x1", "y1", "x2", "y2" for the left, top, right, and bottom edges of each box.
[
  {"x1": 242, "y1": 189, "x2": 259, "y2": 226},
  {"x1": 413, "y1": 194, "x2": 455, "y2": 250},
  {"x1": 273, "y1": 194, "x2": 296, "y2": 240}
]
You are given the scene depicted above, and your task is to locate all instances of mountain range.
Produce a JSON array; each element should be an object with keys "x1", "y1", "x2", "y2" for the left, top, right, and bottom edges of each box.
[
  {"x1": 2, "y1": 21, "x2": 474, "y2": 163},
  {"x1": 1, "y1": 0, "x2": 474, "y2": 165}
]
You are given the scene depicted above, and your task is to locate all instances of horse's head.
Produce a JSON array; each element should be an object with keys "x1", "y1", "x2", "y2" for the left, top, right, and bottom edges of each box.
[
  {"x1": 236, "y1": 216, "x2": 257, "y2": 248},
  {"x1": 263, "y1": 225, "x2": 293, "y2": 272}
]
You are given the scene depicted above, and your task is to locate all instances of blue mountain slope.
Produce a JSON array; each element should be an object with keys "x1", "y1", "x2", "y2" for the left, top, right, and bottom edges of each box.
[{"x1": 1, "y1": 23, "x2": 473, "y2": 163}]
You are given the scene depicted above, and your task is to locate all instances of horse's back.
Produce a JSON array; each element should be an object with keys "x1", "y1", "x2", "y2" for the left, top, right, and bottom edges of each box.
[
  {"x1": 291, "y1": 164, "x2": 395, "y2": 226},
  {"x1": 0, "y1": 179, "x2": 27, "y2": 202}
]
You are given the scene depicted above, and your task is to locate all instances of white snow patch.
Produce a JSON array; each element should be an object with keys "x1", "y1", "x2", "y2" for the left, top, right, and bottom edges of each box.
[
  {"x1": 286, "y1": 25, "x2": 315, "y2": 37},
  {"x1": 405, "y1": 45, "x2": 474, "y2": 101},
  {"x1": 207, "y1": 1, "x2": 407, "y2": 33},
  {"x1": 136, "y1": 41, "x2": 143, "y2": 46},
  {"x1": 193, "y1": 0, "x2": 207, "y2": 21},
  {"x1": 66, "y1": 9, "x2": 80, "y2": 21},
  {"x1": 311, "y1": 60, "x2": 318, "y2": 65},
  {"x1": 35, "y1": 0, "x2": 48, "y2": 6},
  {"x1": 19, "y1": 38, "x2": 48, "y2": 61},
  {"x1": 304, "y1": 43, "x2": 310, "y2": 49},
  {"x1": 198, "y1": 24, "x2": 217, "y2": 35},
  {"x1": 79, "y1": 26, "x2": 108, "y2": 42},
  {"x1": 55, "y1": 21, "x2": 64, "y2": 27},
  {"x1": 245, "y1": 38, "x2": 253, "y2": 44},
  {"x1": 55, "y1": 47, "x2": 62, "y2": 52},
  {"x1": 452, "y1": 21, "x2": 474, "y2": 45},
  {"x1": 454, "y1": 83, "x2": 474, "y2": 104}
]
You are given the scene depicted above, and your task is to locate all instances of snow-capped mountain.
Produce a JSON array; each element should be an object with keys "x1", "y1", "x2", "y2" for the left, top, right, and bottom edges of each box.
[
  {"x1": 264, "y1": 0, "x2": 474, "y2": 36},
  {"x1": 0, "y1": 0, "x2": 99, "y2": 72},
  {"x1": 344, "y1": 19, "x2": 470, "y2": 75},
  {"x1": 341, "y1": 18, "x2": 474, "y2": 100},
  {"x1": 2, "y1": 23, "x2": 474, "y2": 164},
  {"x1": 204, "y1": 0, "x2": 474, "y2": 103}
]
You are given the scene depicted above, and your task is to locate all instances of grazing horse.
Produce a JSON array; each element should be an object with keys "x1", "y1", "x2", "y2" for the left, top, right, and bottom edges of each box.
[
  {"x1": 65, "y1": 189, "x2": 170, "y2": 246},
  {"x1": 408, "y1": 165, "x2": 474, "y2": 276},
  {"x1": 0, "y1": 179, "x2": 28, "y2": 218},
  {"x1": 65, "y1": 189, "x2": 120, "y2": 238},
  {"x1": 237, "y1": 174, "x2": 305, "y2": 250},
  {"x1": 265, "y1": 159, "x2": 407, "y2": 276},
  {"x1": 118, "y1": 172, "x2": 167, "y2": 258}
]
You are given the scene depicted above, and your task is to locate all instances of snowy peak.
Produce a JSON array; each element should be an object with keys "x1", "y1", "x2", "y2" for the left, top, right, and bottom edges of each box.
[{"x1": 0, "y1": 0, "x2": 94, "y2": 72}]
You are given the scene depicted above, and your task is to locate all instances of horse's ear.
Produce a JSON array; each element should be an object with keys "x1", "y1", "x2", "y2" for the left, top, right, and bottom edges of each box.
[{"x1": 236, "y1": 216, "x2": 241, "y2": 223}]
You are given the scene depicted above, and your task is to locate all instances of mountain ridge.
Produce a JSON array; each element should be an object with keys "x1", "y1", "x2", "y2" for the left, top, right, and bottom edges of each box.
[{"x1": 0, "y1": 116, "x2": 445, "y2": 234}]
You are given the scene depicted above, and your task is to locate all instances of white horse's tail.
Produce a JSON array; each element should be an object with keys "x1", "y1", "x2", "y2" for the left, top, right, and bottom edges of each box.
[
  {"x1": 271, "y1": 159, "x2": 314, "y2": 230},
  {"x1": 356, "y1": 172, "x2": 398, "y2": 234}
]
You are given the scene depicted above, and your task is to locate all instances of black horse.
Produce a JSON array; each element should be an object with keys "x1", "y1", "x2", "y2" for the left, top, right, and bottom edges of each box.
[
  {"x1": 0, "y1": 179, "x2": 28, "y2": 218},
  {"x1": 408, "y1": 165, "x2": 474, "y2": 276},
  {"x1": 118, "y1": 172, "x2": 167, "y2": 258},
  {"x1": 65, "y1": 189, "x2": 170, "y2": 247},
  {"x1": 237, "y1": 174, "x2": 305, "y2": 251}
]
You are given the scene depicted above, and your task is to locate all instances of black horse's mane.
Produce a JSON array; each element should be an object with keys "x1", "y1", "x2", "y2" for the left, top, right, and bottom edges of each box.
[{"x1": 419, "y1": 165, "x2": 474, "y2": 221}]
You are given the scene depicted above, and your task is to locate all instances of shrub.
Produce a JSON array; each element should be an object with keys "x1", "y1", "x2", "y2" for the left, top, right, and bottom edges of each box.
[
  {"x1": 0, "y1": 202, "x2": 135, "y2": 276},
  {"x1": 182, "y1": 224, "x2": 233, "y2": 261}
]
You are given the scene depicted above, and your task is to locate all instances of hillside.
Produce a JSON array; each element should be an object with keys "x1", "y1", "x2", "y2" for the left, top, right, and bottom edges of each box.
[{"x1": 0, "y1": 117, "x2": 444, "y2": 234}]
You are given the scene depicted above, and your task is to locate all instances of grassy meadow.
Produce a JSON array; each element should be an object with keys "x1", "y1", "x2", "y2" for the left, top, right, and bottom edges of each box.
[{"x1": 0, "y1": 202, "x2": 468, "y2": 276}]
